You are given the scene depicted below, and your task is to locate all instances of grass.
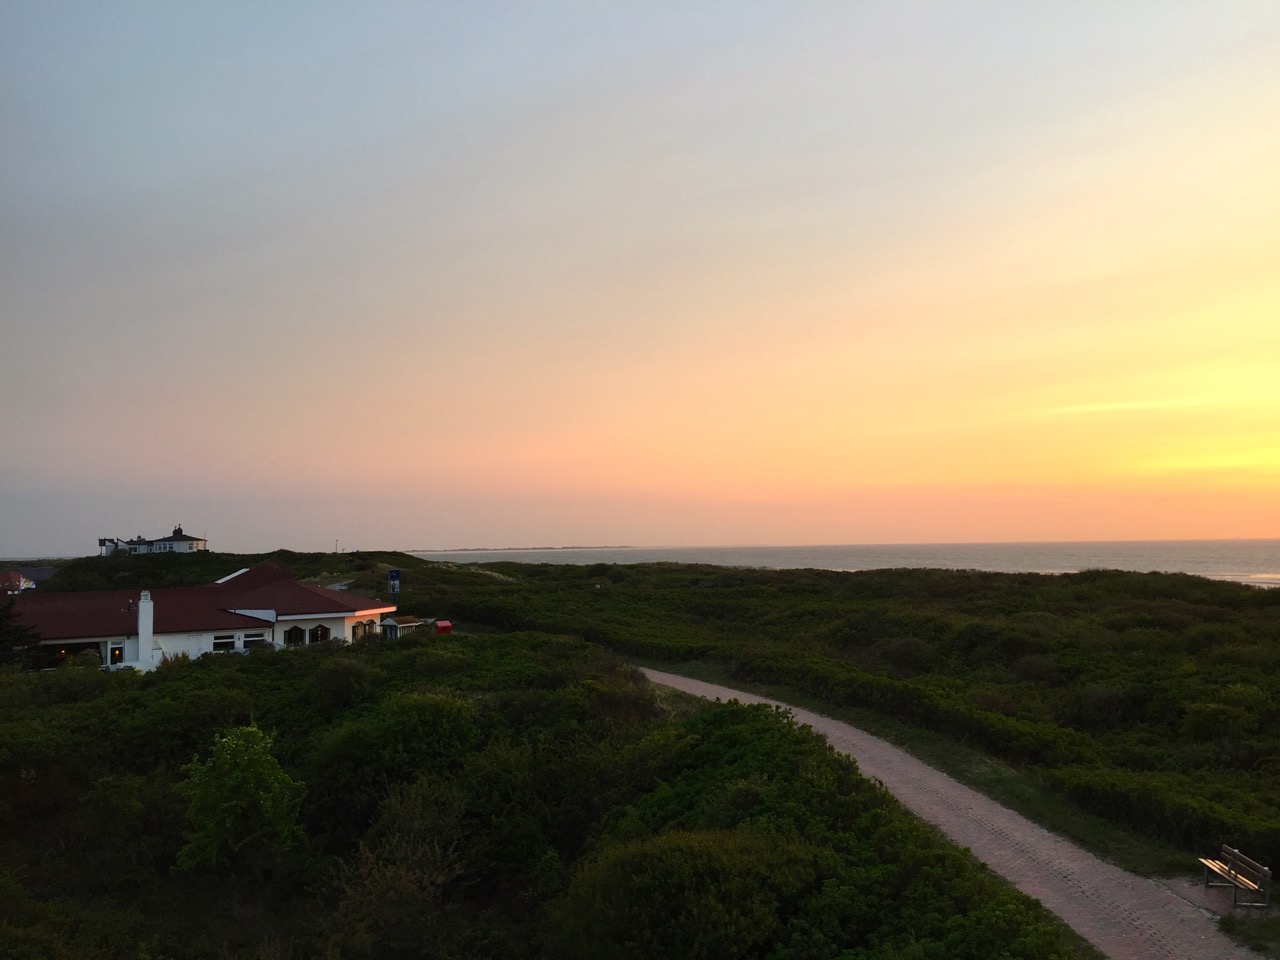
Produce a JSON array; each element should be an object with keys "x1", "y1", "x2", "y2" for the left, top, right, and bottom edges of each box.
[{"x1": 1218, "y1": 913, "x2": 1280, "y2": 958}]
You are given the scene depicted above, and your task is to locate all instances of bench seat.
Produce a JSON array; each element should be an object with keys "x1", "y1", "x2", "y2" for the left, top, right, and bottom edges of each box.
[{"x1": 1200, "y1": 847, "x2": 1271, "y2": 907}]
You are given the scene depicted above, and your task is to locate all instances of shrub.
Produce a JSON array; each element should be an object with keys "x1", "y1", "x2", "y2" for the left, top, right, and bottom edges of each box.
[{"x1": 177, "y1": 724, "x2": 306, "y2": 875}]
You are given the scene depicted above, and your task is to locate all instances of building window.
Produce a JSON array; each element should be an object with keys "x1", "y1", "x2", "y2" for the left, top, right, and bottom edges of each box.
[
  {"x1": 243, "y1": 633, "x2": 266, "y2": 650},
  {"x1": 308, "y1": 624, "x2": 330, "y2": 645},
  {"x1": 284, "y1": 626, "x2": 305, "y2": 647},
  {"x1": 110, "y1": 645, "x2": 124, "y2": 665},
  {"x1": 213, "y1": 634, "x2": 235, "y2": 652}
]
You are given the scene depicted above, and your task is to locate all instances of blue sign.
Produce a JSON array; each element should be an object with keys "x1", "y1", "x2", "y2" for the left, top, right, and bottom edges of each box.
[{"x1": 388, "y1": 569, "x2": 400, "y2": 581}]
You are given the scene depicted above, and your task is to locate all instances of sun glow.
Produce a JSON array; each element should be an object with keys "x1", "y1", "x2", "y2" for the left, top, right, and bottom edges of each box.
[{"x1": 5, "y1": 5, "x2": 1280, "y2": 552}]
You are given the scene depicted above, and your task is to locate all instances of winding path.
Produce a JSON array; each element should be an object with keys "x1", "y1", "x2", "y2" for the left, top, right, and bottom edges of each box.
[{"x1": 640, "y1": 668, "x2": 1262, "y2": 960}]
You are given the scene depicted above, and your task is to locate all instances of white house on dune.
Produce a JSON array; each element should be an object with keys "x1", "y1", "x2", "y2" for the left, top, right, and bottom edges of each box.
[
  {"x1": 13, "y1": 562, "x2": 396, "y2": 671},
  {"x1": 99, "y1": 526, "x2": 208, "y2": 555}
]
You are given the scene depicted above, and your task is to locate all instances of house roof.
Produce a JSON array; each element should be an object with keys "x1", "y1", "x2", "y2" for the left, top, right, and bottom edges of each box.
[
  {"x1": 13, "y1": 588, "x2": 270, "y2": 642},
  {"x1": 383, "y1": 615, "x2": 423, "y2": 626},
  {"x1": 13, "y1": 562, "x2": 394, "y2": 643},
  {"x1": 214, "y1": 561, "x2": 293, "y2": 590},
  {"x1": 227, "y1": 578, "x2": 394, "y2": 617},
  {"x1": 215, "y1": 563, "x2": 392, "y2": 616},
  {"x1": 152, "y1": 526, "x2": 206, "y2": 543}
]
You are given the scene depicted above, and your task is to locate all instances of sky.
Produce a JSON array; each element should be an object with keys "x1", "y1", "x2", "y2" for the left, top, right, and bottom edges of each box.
[{"x1": 3, "y1": 2, "x2": 1279, "y2": 556}]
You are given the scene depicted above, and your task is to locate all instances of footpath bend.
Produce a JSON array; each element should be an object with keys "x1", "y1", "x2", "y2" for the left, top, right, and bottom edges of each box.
[{"x1": 639, "y1": 669, "x2": 1261, "y2": 960}]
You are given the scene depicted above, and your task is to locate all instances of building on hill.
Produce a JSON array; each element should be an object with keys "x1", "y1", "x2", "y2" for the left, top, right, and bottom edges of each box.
[
  {"x1": 12, "y1": 562, "x2": 395, "y2": 671},
  {"x1": 99, "y1": 526, "x2": 208, "y2": 556}
]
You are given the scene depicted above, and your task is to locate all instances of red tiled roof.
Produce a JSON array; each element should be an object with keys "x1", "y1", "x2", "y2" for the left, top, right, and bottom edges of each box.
[
  {"x1": 213, "y1": 562, "x2": 294, "y2": 590},
  {"x1": 13, "y1": 589, "x2": 270, "y2": 642},
  {"x1": 214, "y1": 563, "x2": 393, "y2": 615},
  {"x1": 227, "y1": 578, "x2": 393, "y2": 617},
  {"x1": 12, "y1": 562, "x2": 394, "y2": 643}
]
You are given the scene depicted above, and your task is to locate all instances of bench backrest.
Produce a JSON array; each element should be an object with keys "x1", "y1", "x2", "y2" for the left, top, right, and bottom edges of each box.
[{"x1": 1222, "y1": 845, "x2": 1272, "y2": 886}]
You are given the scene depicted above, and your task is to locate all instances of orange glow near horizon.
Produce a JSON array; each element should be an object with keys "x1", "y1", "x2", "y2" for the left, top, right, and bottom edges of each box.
[{"x1": 4, "y1": 5, "x2": 1280, "y2": 553}]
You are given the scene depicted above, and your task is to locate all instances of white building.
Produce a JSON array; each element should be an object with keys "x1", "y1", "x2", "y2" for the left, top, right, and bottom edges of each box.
[
  {"x1": 380, "y1": 614, "x2": 423, "y2": 640},
  {"x1": 99, "y1": 526, "x2": 209, "y2": 556},
  {"x1": 14, "y1": 562, "x2": 396, "y2": 671}
]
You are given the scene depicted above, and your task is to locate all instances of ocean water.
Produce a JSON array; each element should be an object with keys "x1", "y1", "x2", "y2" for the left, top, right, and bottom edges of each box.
[{"x1": 411, "y1": 540, "x2": 1280, "y2": 588}]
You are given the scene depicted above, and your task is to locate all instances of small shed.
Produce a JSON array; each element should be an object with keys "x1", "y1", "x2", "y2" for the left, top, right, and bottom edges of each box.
[
  {"x1": 433, "y1": 619, "x2": 453, "y2": 636},
  {"x1": 380, "y1": 614, "x2": 422, "y2": 641}
]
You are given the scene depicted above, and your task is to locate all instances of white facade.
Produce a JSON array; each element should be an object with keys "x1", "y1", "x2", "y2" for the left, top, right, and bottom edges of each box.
[
  {"x1": 95, "y1": 595, "x2": 392, "y2": 672},
  {"x1": 99, "y1": 527, "x2": 208, "y2": 556},
  {"x1": 93, "y1": 590, "x2": 268, "y2": 670},
  {"x1": 104, "y1": 627, "x2": 274, "y2": 669}
]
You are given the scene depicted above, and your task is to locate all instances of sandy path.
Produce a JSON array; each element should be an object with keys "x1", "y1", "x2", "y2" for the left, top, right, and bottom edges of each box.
[{"x1": 640, "y1": 668, "x2": 1261, "y2": 960}]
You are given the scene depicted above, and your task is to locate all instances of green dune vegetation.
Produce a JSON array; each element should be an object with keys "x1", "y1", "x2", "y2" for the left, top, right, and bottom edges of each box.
[{"x1": 5, "y1": 548, "x2": 1279, "y2": 958}]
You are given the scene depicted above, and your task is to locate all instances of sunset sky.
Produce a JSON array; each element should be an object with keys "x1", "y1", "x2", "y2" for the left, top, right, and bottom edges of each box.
[{"x1": 3, "y1": 3, "x2": 1279, "y2": 556}]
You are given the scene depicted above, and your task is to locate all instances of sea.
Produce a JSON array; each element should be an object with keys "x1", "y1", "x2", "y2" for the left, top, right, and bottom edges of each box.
[{"x1": 410, "y1": 540, "x2": 1280, "y2": 589}]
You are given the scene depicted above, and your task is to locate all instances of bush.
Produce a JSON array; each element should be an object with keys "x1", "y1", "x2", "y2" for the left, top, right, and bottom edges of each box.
[
  {"x1": 546, "y1": 830, "x2": 822, "y2": 960},
  {"x1": 177, "y1": 724, "x2": 306, "y2": 875}
]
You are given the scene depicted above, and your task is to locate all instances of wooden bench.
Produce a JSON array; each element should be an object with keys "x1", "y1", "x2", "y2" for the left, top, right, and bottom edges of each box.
[{"x1": 1199, "y1": 845, "x2": 1272, "y2": 907}]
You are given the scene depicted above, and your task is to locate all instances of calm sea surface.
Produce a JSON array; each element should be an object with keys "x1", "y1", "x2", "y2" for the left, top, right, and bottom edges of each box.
[{"x1": 411, "y1": 540, "x2": 1280, "y2": 588}]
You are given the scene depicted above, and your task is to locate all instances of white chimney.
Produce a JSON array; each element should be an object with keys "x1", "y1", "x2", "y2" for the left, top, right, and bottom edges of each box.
[{"x1": 138, "y1": 590, "x2": 154, "y2": 665}]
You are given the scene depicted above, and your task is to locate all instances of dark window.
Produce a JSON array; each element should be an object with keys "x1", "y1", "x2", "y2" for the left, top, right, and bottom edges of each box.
[
  {"x1": 110, "y1": 645, "x2": 124, "y2": 664},
  {"x1": 243, "y1": 633, "x2": 266, "y2": 650},
  {"x1": 308, "y1": 624, "x2": 331, "y2": 644},
  {"x1": 284, "y1": 626, "x2": 305, "y2": 647}
]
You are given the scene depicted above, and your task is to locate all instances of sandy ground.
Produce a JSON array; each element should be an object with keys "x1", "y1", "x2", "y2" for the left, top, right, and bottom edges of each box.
[{"x1": 640, "y1": 668, "x2": 1266, "y2": 960}]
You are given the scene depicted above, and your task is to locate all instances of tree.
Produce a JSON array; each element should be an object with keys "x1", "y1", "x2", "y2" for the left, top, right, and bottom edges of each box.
[
  {"x1": 177, "y1": 724, "x2": 306, "y2": 875},
  {"x1": 0, "y1": 598, "x2": 38, "y2": 667}
]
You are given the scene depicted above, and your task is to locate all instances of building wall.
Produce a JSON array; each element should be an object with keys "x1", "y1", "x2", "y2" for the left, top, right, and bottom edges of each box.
[
  {"x1": 100, "y1": 537, "x2": 208, "y2": 555},
  {"x1": 276, "y1": 615, "x2": 364, "y2": 647},
  {"x1": 59, "y1": 614, "x2": 384, "y2": 672},
  {"x1": 103, "y1": 625, "x2": 273, "y2": 671}
]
